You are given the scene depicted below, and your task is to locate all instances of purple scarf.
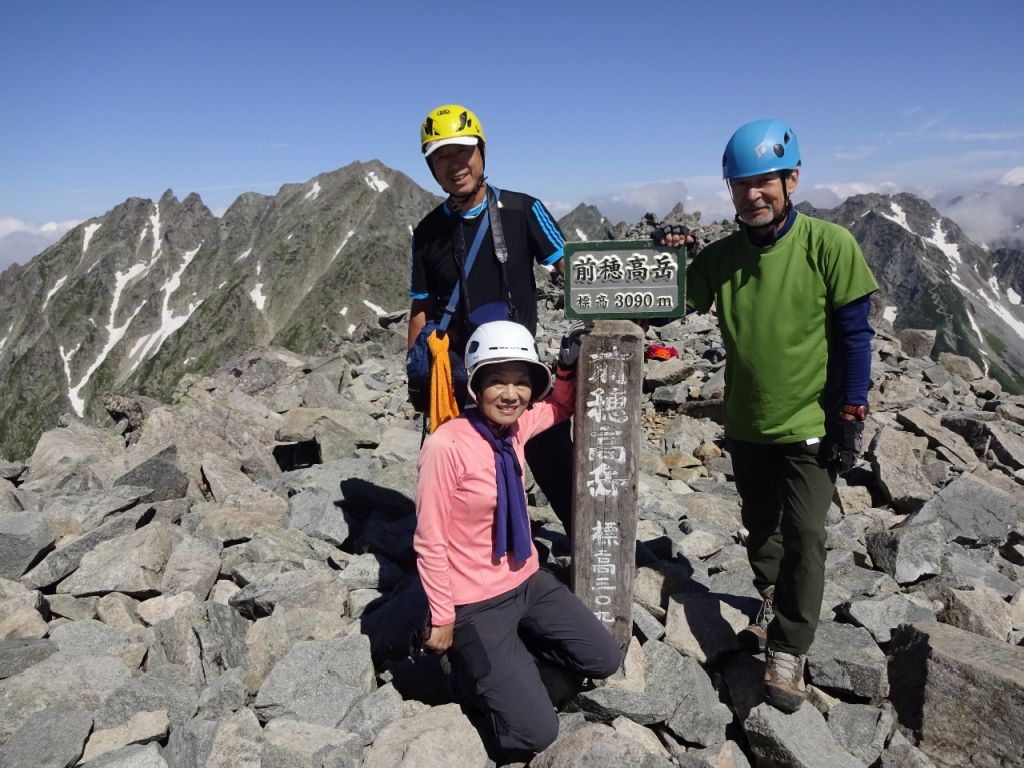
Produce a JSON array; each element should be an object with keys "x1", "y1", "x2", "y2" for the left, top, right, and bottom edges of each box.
[{"x1": 466, "y1": 408, "x2": 533, "y2": 564}]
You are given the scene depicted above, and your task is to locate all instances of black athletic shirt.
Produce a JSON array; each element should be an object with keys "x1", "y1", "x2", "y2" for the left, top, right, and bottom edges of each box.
[{"x1": 409, "y1": 186, "x2": 565, "y2": 354}]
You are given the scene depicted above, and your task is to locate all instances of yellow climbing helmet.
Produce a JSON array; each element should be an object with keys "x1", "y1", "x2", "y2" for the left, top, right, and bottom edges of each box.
[{"x1": 420, "y1": 104, "x2": 485, "y2": 157}]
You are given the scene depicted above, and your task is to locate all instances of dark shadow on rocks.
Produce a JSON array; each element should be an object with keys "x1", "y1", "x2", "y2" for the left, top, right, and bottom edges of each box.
[{"x1": 886, "y1": 622, "x2": 928, "y2": 738}]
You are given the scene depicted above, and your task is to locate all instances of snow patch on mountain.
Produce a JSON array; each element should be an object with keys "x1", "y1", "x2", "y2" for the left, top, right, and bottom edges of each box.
[
  {"x1": 365, "y1": 172, "x2": 388, "y2": 192},
  {"x1": 128, "y1": 244, "x2": 205, "y2": 370},
  {"x1": 64, "y1": 261, "x2": 150, "y2": 416},
  {"x1": 82, "y1": 222, "x2": 101, "y2": 255},
  {"x1": 924, "y1": 221, "x2": 961, "y2": 269},
  {"x1": 250, "y1": 284, "x2": 267, "y2": 310},
  {"x1": 42, "y1": 275, "x2": 68, "y2": 311},
  {"x1": 880, "y1": 202, "x2": 912, "y2": 232},
  {"x1": 363, "y1": 299, "x2": 387, "y2": 316},
  {"x1": 332, "y1": 230, "x2": 355, "y2": 263},
  {"x1": 305, "y1": 181, "x2": 322, "y2": 202},
  {"x1": 235, "y1": 248, "x2": 252, "y2": 262}
]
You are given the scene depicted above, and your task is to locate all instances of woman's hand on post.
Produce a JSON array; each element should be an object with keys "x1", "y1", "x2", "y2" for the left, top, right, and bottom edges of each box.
[{"x1": 425, "y1": 622, "x2": 454, "y2": 654}]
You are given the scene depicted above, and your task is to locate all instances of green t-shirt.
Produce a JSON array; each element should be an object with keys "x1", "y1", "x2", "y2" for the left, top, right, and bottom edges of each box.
[{"x1": 687, "y1": 213, "x2": 878, "y2": 444}]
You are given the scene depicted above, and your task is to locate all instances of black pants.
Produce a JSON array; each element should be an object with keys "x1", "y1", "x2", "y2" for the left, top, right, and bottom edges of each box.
[
  {"x1": 451, "y1": 569, "x2": 621, "y2": 755},
  {"x1": 524, "y1": 419, "x2": 574, "y2": 534}
]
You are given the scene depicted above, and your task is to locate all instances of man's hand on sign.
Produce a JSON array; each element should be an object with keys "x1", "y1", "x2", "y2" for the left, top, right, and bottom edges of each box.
[
  {"x1": 651, "y1": 224, "x2": 695, "y2": 250},
  {"x1": 558, "y1": 320, "x2": 592, "y2": 370}
]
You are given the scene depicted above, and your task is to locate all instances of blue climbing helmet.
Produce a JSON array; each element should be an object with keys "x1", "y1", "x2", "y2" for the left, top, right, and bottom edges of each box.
[{"x1": 722, "y1": 119, "x2": 801, "y2": 180}]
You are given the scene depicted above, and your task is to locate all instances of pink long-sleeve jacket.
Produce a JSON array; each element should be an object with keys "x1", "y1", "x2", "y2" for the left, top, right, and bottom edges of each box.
[{"x1": 414, "y1": 377, "x2": 575, "y2": 625}]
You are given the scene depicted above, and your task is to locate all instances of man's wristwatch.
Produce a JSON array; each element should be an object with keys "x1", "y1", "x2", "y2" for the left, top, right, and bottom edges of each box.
[{"x1": 840, "y1": 404, "x2": 869, "y2": 421}]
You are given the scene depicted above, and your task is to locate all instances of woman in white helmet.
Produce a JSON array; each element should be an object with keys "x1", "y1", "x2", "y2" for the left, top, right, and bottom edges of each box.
[{"x1": 413, "y1": 320, "x2": 621, "y2": 760}]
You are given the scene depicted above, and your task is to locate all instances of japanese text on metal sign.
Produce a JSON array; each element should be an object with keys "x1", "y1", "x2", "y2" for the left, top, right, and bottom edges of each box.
[
  {"x1": 564, "y1": 240, "x2": 685, "y2": 321},
  {"x1": 585, "y1": 348, "x2": 629, "y2": 624}
]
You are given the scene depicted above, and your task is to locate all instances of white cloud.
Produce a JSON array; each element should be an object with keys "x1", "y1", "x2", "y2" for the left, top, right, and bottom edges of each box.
[
  {"x1": 0, "y1": 216, "x2": 37, "y2": 239},
  {"x1": 0, "y1": 216, "x2": 81, "y2": 270},
  {"x1": 41, "y1": 220, "x2": 81, "y2": 233},
  {"x1": 999, "y1": 166, "x2": 1024, "y2": 186},
  {"x1": 806, "y1": 181, "x2": 901, "y2": 208},
  {"x1": 578, "y1": 177, "x2": 734, "y2": 225},
  {"x1": 0, "y1": 216, "x2": 79, "y2": 239}
]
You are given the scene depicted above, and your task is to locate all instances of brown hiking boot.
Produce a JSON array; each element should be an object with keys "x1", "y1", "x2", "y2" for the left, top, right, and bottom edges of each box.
[
  {"x1": 739, "y1": 586, "x2": 774, "y2": 653},
  {"x1": 763, "y1": 648, "x2": 807, "y2": 713}
]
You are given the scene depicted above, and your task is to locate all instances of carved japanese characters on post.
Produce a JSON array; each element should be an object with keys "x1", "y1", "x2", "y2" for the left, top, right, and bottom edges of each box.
[{"x1": 571, "y1": 320, "x2": 644, "y2": 648}]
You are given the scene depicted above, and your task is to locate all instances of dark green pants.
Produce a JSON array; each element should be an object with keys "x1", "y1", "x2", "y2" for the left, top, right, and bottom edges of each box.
[{"x1": 728, "y1": 438, "x2": 836, "y2": 655}]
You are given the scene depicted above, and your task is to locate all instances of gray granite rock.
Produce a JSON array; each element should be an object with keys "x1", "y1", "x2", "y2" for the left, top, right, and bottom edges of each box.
[
  {"x1": 93, "y1": 664, "x2": 199, "y2": 729},
  {"x1": 531, "y1": 722, "x2": 675, "y2": 768},
  {"x1": 0, "y1": 654, "x2": 132, "y2": 744},
  {"x1": 57, "y1": 521, "x2": 180, "y2": 596},
  {"x1": 907, "y1": 472, "x2": 1022, "y2": 545},
  {"x1": 19, "y1": 506, "x2": 145, "y2": 590},
  {"x1": 261, "y1": 718, "x2": 364, "y2": 768},
  {"x1": 826, "y1": 701, "x2": 894, "y2": 765},
  {"x1": 663, "y1": 592, "x2": 749, "y2": 665},
  {"x1": 0, "y1": 702, "x2": 93, "y2": 768},
  {"x1": 228, "y1": 568, "x2": 348, "y2": 620},
  {"x1": 164, "y1": 708, "x2": 263, "y2": 768},
  {"x1": 888, "y1": 621, "x2": 1024, "y2": 768},
  {"x1": 361, "y1": 703, "x2": 489, "y2": 768},
  {"x1": 81, "y1": 742, "x2": 169, "y2": 768},
  {"x1": 0, "y1": 637, "x2": 57, "y2": 679},
  {"x1": 254, "y1": 633, "x2": 375, "y2": 725},
  {"x1": 663, "y1": 651, "x2": 732, "y2": 747},
  {"x1": 839, "y1": 593, "x2": 936, "y2": 643},
  {"x1": 113, "y1": 445, "x2": 189, "y2": 502},
  {"x1": 284, "y1": 486, "x2": 351, "y2": 547},
  {"x1": 743, "y1": 702, "x2": 863, "y2": 768},
  {"x1": 865, "y1": 521, "x2": 945, "y2": 585},
  {"x1": 0, "y1": 511, "x2": 55, "y2": 580}
]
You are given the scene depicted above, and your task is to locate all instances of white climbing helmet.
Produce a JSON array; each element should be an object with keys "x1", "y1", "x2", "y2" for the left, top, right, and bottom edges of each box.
[{"x1": 465, "y1": 321, "x2": 553, "y2": 402}]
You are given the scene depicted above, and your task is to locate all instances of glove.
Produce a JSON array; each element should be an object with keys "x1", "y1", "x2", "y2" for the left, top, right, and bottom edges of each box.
[
  {"x1": 558, "y1": 320, "x2": 590, "y2": 369},
  {"x1": 824, "y1": 419, "x2": 864, "y2": 473},
  {"x1": 651, "y1": 223, "x2": 689, "y2": 242}
]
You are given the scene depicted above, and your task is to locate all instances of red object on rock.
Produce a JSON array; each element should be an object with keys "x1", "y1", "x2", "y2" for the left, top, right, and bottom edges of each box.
[{"x1": 645, "y1": 343, "x2": 680, "y2": 361}]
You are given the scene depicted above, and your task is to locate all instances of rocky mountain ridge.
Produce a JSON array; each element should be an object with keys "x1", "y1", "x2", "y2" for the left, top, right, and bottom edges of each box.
[
  {"x1": 2, "y1": 164, "x2": 1023, "y2": 466},
  {"x1": 0, "y1": 161, "x2": 439, "y2": 460},
  {"x1": 0, "y1": 296, "x2": 1022, "y2": 767}
]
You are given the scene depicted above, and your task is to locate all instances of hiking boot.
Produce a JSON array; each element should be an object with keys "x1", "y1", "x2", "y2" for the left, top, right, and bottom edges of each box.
[
  {"x1": 739, "y1": 586, "x2": 774, "y2": 653},
  {"x1": 763, "y1": 648, "x2": 807, "y2": 713}
]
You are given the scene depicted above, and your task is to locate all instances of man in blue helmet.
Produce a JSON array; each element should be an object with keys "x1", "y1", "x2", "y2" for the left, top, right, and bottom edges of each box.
[{"x1": 659, "y1": 119, "x2": 878, "y2": 712}]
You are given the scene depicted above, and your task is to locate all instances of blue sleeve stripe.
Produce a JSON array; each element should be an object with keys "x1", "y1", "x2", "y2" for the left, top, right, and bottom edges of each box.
[
  {"x1": 532, "y1": 201, "x2": 565, "y2": 249},
  {"x1": 410, "y1": 291, "x2": 429, "y2": 300},
  {"x1": 543, "y1": 248, "x2": 564, "y2": 266}
]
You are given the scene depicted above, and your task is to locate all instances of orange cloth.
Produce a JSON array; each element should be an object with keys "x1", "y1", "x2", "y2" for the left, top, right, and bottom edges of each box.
[{"x1": 427, "y1": 330, "x2": 460, "y2": 433}]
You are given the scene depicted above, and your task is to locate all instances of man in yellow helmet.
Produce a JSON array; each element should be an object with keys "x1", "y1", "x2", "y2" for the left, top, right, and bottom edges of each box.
[{"x1": 408, "y1": 103, "x2": 572, "y2": 530}]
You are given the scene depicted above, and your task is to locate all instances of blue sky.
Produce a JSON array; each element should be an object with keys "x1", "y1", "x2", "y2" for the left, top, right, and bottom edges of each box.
[{"x1": 1, "y1": 0, "x2": 1022, "y2": 267}]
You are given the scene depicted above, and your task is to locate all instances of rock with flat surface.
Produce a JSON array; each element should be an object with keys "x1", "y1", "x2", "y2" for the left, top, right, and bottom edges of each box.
[{"x1": 888, "y1": 621, "x2": 1024, "y2": 768}]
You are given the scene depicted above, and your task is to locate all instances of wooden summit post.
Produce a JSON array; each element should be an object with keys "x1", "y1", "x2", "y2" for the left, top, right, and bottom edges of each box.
[
  {"x1": 571, "y1": 321, "x2": 643, "y2": 648},
  {"x1": 563, "y1": 238, "x2": 686, "y2": 649}
]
